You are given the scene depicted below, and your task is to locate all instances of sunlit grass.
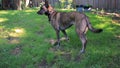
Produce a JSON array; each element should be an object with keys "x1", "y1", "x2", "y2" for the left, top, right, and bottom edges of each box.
[
  {"x1": 0, "y1": 11, "x2": 8, "y2": 14},
  {"x1": 0, "y1": 18, "x2": 8, "y2": 22},
  {"x1": 9, "y1": 28, "x2": 26, "y2": 37},
  {"x1": 24, "y1": 10, "x2": 36, "y2": 12}
]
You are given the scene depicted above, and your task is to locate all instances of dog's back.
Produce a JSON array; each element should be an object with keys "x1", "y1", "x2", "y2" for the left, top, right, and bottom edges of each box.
[{"x1": 54, "y1": 11, "x2": 84, "y2": 30}]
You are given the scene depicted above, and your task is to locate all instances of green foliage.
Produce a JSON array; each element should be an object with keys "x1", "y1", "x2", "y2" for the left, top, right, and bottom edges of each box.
[
  {"x1": 0, "y1": 9, "x2": 120, "y2": 68},
  {"x1": 59, "y1": 0, "x2": 73, "y2": 9}
]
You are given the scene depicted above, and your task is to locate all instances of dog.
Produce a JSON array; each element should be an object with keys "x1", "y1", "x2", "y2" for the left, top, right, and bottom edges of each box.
[{"x1": 37, "y1": 0, "x2": 103, "y2": 53}]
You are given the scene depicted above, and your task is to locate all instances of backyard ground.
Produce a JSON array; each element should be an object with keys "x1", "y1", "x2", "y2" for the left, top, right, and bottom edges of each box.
[{"x1": 0, "y1": 9, "x2": 120, "y2": 68}]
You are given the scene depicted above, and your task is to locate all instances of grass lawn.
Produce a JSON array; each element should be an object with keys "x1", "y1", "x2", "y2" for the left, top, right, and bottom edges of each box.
[{"x1": 0, "y1": 9, "x2": 120, "y2": 68}]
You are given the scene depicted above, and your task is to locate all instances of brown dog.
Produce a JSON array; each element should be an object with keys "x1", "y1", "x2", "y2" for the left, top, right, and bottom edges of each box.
[{"x1": 37, "y1": 0, "x2": 103, "y2": 53}]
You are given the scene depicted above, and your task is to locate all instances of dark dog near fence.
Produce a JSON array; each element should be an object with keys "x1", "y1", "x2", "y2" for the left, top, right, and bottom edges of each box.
[{"x1": 37, "y1": 0, "x2": 103, "y2": 53}]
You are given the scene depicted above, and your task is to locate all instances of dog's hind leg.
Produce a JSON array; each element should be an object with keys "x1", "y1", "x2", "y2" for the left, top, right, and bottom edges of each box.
[
  {"x1": 56, "y1": 30, "x2": 60, "y2": 48},
  {"x1": 79, "y1": 33, "x2": 87, "y2": 53},
  {"x1": 75, "y1": 17, "x2": 88, "y2": 53},
  {"x1": 76, "y1": 28, "x2": 87, "y2": 53},
  {"x1": 61, "y1": 30, "x2": 69, "y2": 41}
]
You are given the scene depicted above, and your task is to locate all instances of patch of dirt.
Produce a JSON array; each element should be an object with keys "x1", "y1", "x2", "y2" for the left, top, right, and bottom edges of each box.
[
  {"x1": 36, "y1": 30, "x2": 44, "y2": 35},
  {"x1": 0, "y1": 28, "x2": 4, "y2": 32},
  {"x1": 49, "y1": 39, "x2": 57, "y2": 45},
  {"x1": 74, "y1": 54, "x2": 81, "y2": 62},
  {"x1": 112, "y1": 14, "x2": 120, "y2": 23},
  {"x1": 36, "y1": 25, "x2": 45, "y2": 35},
  {"x1": 38, "y1": 59, "x2": 48, "y2": 68},
  {"x1": 49, "y1": 47, "x2": 73, "y2": 62},
  {"x1": 61, "y1": 53, "x2": 72, "y2": 61},
  {"x1": 37, "y1": 56, "x2": 57, "y2": 68},
  {"x1": 0, "y1": 28, "x2": 9, "y2": 38},
  {"x1": 46, "y1": 37, "x2": 69, "y2": 45},
  {"x1": 115, "y1": 35, "x2": 120, "y2": 39},
  {"x1": 7, "y1": 36, "x2": 20, "y2": 44},
  {"x1": 93, "y1": 11, "x2": 120, "y2": 23},
  {"x1": 11, "y1": 46, "x2": 22, "y2": 55}
]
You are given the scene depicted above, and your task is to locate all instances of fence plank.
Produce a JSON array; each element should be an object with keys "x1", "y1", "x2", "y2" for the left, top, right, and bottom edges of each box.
[{"x1": 117, "y1": 0, "x2": 120, "y2": 9}]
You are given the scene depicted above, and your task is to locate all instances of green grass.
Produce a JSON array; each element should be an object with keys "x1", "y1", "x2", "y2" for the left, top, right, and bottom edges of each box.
[{"x1": 0, "y1": 9, "x2": 120, "y2": 68}]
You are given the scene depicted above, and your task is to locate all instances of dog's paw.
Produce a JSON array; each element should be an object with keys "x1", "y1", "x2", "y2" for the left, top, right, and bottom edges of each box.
[
  {"x1": 66, "y1": 37, "x2": 70, "y2": 41},
  {"x1": 56, "y1": 44, "x2": 60, "y2": 48},
  {"x1": 49, "y1": 39, "x2": 56, "y2": 45},
  {"x1": 80, "y1": 50, "x2": 85, "y2": 54},
  {"x1": 61, "y1": 37, "x2": 69, "y2": 41}
]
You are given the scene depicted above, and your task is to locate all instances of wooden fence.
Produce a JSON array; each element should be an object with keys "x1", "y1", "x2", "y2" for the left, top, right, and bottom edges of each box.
[
  {"x1": 74, "y1": 0, "x2": 120, "y2": 10},
  {"x1": 1, "y1": 0, "x2": 120, "y2": 10},
  {"x1": 48, "y1": 0, "x2": 120, "y2": 10}
]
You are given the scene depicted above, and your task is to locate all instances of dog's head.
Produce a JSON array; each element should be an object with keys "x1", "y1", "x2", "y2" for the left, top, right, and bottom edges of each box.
[{"x1": 37, "y1": 0, "x2": 53, "y2": 15}]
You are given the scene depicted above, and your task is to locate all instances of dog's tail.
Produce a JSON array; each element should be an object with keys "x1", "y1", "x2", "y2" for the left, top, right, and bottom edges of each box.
[{"x1": 86, "y1": 17, "x2": 103, "y2": 33}]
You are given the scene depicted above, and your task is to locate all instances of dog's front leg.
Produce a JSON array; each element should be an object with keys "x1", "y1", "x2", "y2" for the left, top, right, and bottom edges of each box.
[
  {"x1": 56, "y1": 30, "x2": 60, "y2": 48},
  {"x1": 61, "y1": 30, "x2": 69, "y2": 41}
]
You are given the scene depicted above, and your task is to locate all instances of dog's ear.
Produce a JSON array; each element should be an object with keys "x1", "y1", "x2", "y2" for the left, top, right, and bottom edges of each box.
[{"x1": 44, "y1": 0, "x2": 49, "y2": 8}]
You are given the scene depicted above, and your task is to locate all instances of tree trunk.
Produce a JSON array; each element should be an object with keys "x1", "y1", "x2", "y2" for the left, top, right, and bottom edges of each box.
[
  {"x1": 1, "y1": 0, "x2": 42, "y2": 10},
  {"x1": 22, "y1": 0, "x2": 30, "y2": 7},
  {"x1": 25, "y1": 0, "x2": 30, "y2": 7},
  {"x1": 12, "y1": 0, "x2": 21, "y2": 10},
  {"x1": 1, "y1": 0, "x2": 22, "y2": 10},
  {"x1": 2, "y1": 0, "x2": 10, "y2": 9},
  {"x1": 31, "y1": 0, "x2": 42, "y2": 7}
]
